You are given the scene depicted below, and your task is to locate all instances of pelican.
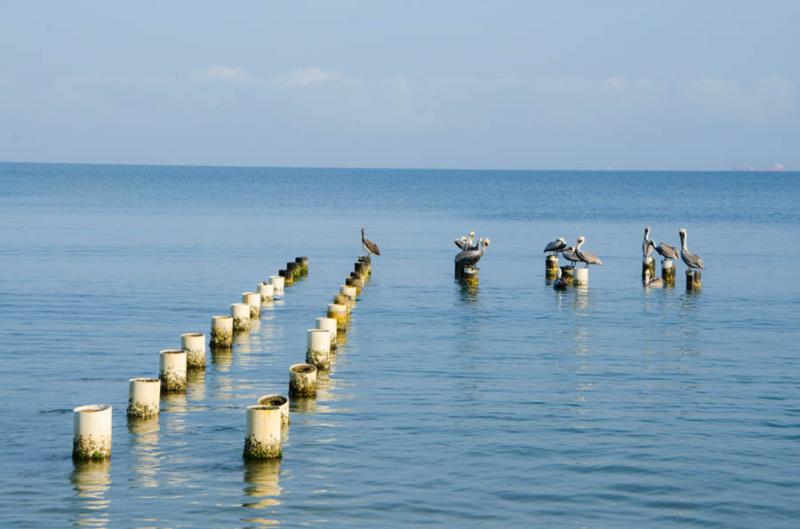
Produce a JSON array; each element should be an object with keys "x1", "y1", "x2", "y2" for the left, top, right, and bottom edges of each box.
[
  {"x1": 655, "y1": 241, "x2": 679, "y2": 261},
  {"x1": 642, "y1": 227, "x2": 655, "y2": 259},
  {"x1": 544, "y1": 237, "x2": 567, "y2": 256},
  {"x1": 679, "y1": 228, "x2": 704, "y2": 270},
  {"x1": 643, "y1": 269, "x2": 664, "y2": 289},
  {"x1": 552, "y1": 267, "x2": 568, "y2": 291},
  {"x1": 361, "y1": 228, "x2": 381, "y2": 257},
  {"x1": 575, "y1": 236, "x2": 603, "y2": 267},
  {"x1": 455, "y1": 238, "x2": 490, "y2": 267},
  {"x1": 561, "y1": 245, "x2": 580, "y2": 268},
  {"x1": 454, "y1": 231, "x2": 476, "y2": 251}
]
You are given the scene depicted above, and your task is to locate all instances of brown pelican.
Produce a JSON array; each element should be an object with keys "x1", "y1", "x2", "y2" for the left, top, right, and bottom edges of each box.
[
  {"x1": 643, "y1": 269, "x2": 664, "y2": 288},
  {"x1": 655, "y1": 241, "x2": 679, "y2": 261},
  {"x1": 544, "y1": 237, "x2": 567, "y2": 256},
  {"x1": 561, "y1": 245, "x2": 580, "y2": 268},
  {"x1": 642, "y1": 227, "x2": 655, "y2": 259},
  {"x1": 361, "y1": 228, "x2": 381, "y2": 257},
  {"x1": 455, "y1": 238, "x2": 490, "y2": 267},
  {"x1": 679, "y1": 228, "x2": 704, "y2": 270},
  {"x1": 575, "y1": 236, "x2": 603, "y2": 267},
  {"x1": 454, "y1": 231, "x2": 476, "y2": 251}
]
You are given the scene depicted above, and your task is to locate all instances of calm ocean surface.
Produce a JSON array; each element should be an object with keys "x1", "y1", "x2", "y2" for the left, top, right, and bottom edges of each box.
[{"x1": 0, "y1": 163, "x2": 798, "y2": 528}]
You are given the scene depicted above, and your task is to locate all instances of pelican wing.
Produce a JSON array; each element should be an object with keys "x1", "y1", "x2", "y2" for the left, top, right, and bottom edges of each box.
[
  {"x1": 577, "y1": 249, "x2": 603, "y2": 266},
  {"x1": 544, "y1": 240, "x2": 565, "y2": 253},
  {"x1": 364, "y1": 238, "x2": 381, "y2": 256},
  {"x1": 682, "y1": 250, "x2": 704, "y2": 270},
  {"x1": 655, "y1": 242, "x2": 679, "y2": 260}
]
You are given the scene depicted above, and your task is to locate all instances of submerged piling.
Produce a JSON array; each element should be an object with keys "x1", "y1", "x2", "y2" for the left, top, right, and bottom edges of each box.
[
  {"x1": 662, "y1": 259, "x2": 676, "y2": 287},
  {"x1": 159, "y1": 349, "x2": 187, "y2": 392},
  {"x1": 257, "y1": 394, "x2": 290, "y2": 428},
  {"x1": 73, "y1": 404, "x2": 112, "y2": 460},
  {"x1": 181, "y1": 332, "x2": 206, "y2": 369},
  {"x1": 231, "y1": 303, "x2": 251, "y2": 333},
  {"x1": 546, "y1": 255, "x2": 559, "y2": 280},
  {"x1": 127, "y1": 378, "x2": 160, "y2": 418},
  {"x1": 306, "y1": 329, "x2": 331, "y2": 371},
  {"x1": 686, "y1": 269, "x2": 702, "y2": 291},
  {"x1": 211, "y1": 316, "x2": 233, "y2": 347},
  {"x1": 288, "y1": 363, "x2": 317, "y2": 398},
  {"x1": 243, "y1": 405, "x2": 282, "y2": 459}
]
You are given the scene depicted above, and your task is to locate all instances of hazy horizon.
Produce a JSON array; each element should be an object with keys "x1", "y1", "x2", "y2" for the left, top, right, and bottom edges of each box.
[{"x1": 2, "y1": 1, "x2": 798, "y2": 171}]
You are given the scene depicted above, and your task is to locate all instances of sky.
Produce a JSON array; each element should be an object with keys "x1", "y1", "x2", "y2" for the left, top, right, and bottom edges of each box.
[{"x1": 0, "y1": 0, "x2": 798, "y2": 170}]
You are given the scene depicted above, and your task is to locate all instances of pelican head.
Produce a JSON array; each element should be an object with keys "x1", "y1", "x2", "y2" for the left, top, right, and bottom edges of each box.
[
  {"x1": 469, "y1": 231, "x2": 475, "y2": 238},
  {"x1": 678, "y1": 228, "x2": 687, "y2": 246},
  {"x1": 557, "y1": 237, "x2": 566, "y2": 245},
  {"x1": 361, "y1": 227, "x2": 365, "y2": 234},
  {"x1": 483, "y1": 238, "x2": 490, "y2": 248},
  {"x1": 576, "y1": 235, "x2": 586, "y2": 248},
  {"x1": 644, "y1": 226, "x2": 651, "y2": 237}
]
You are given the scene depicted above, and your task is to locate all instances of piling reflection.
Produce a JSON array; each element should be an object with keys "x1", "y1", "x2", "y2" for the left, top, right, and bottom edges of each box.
[
  {"x1": 242, "y1": 459, "x2": 282, "y2": 513},
  {"x1": 457, "y1": 281, "x2": 479, "y2": 303},
  {"x1": 70, "y1": 459, "x2": 111, "y2": 529},
  {"x1": 211, "y1": 345, "x2": 233, "y2": 372},
  {"x1": 186, "y1": 369, "x2": 206, "y2": 402},
  {"x1": 290, "y1": 397, "x2": 318, "y2": 414},
  {"x1": 128, "y1": 417, "x2": 160, "y2": 488}
]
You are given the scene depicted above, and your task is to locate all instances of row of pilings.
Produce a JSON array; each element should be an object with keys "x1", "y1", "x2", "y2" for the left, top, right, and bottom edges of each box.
[
  {"x1": 545, "y1": 255, "x2": 701, "y2": 290},
  {"x1": 71, "y1": 256, "x2": 313, "y2": 461}
]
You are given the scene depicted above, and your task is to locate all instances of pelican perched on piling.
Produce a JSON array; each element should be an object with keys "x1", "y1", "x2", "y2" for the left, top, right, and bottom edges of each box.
[
  {"x1": 561, "y1": 245, "x2": 580, "y2": 268},
  {"x1": 544, "y1": 237, "x2": 567, "y2": 256},
  {"x1": 679, "y1": 228, "x2": 704, "y2": 270},
  {"x1": 655, "y1": 241, "x2": 680, "y2": 261},
  {"x1": 642, "y1": 227, "x2": 655, "y2": 259},
  {"x1": 643, "y1": 269, "x2": 664, "y2": 289},
  {"x1": 361, "y1": 228, "x2": 381, "y2": 257},
  {"x1": 455, "y1": 231, "x2": 476, "y2": 250},
  {"x1": 575, "y1": 236, "x2": 603, "y2": 268},
  {"x1": 455, "y1": 238, "x2": 490, "y2": 267}
]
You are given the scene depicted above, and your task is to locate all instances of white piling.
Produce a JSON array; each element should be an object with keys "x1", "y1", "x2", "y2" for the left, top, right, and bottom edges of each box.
[
  {"x1": 258, "y1": 282, "x2": 274, "y2": 303},
  {"x1": 127, "y1": 378, "x2": 160, "y2": 418},
  {"x1": 159, "y1": 349, "x2": 187, "y2": 392},
  {"x1": 340, "y1": 285, "x2": 357, "y2": 308},
  {"x1": 211, "y1": 316, "x2": 233, "y2": 347},
  {"x1": 257, "y1": 394, "x2": 290, "y2": 428},
  {"x1": 73, "y1": 404, "x2": 112, "y2": 460},
  {"x1": 181, "y1": 332, "x2": 206, "y2": 369},
  {"x1": 306, "y1": 329, "x2": 331, "y2": 371},
  {"x1": 269, "y1": 276, "x2": 285, "y2": 298},
  {"x1": 327, "y1": 303, "x2": 348, "y2": 331},
  {"x1": 574, "y1": 268, "x2": 589, "y2": 287},
  {"x1": 288, "y1": 363, "x2": 317, "y2": 398},
  {"x1": 231, "y1": 303, "x2": 251, "y2": 332},
  {"x1": 243, "y1": 405, "x2": 282, "y2": 459},
  {"x1": 315, "y1": 317, "x2": 338, "y2": 349},
  {"x1": 243, "y1": 292, "x2": 261, "y2": 320}
]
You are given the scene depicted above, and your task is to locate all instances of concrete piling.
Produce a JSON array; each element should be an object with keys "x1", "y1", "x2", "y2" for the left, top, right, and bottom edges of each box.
[
  {"x1": 127, "y1": 378, "x2": 160, "y2": 418},
  {"x1": 210, "y1": 316, "x2": 233, "y2": 347},
  {"x1": 306, "y1": 329, "x2": 332, "y2": 371},
  {"x1": 462, "y1": 266, "x2": 479, "y2": 286},
  {"x1": 243, "y1": 291, "x2": 261, "y2": 320},
  {"x1": 73, "y1": 404, "x2": 112, "y2": 460},
  {"x1": 560, "y1": 266, "x2": 575, "y2": 286},
  {"x1": 288, "y1": 363, "x2": 317, "y2": 398},
  {"x1": 243, "y1": 405, "x2": 282, "y2": 460},
  {"x1": 269, "y1": 275, "x2": 285, "y2": 298},
  {"x1": 231, "y1": 303, "x2": 251, "y2": 333},
  {"x1": 546, "y1": 255, "x2": 559, "y2": 280},
  {"x1": 258, "y1": 282, "x2": 274, "y2": 303},
  {"x1": 315, "y1": 317, "x2": 338, "y2": 350},
  {"x1": 327, "y1": 303, "x2": 348, "y2": 331},
  {"x1": 662, "y1": 259, "x2": 676, "y2": 287},
  {"x1": 159, "y1": 349, "x2": 187, "y2": 392},
  {"x1": 686, "y1": 269, "x2": 702, "y2": 291},
  {"x1": 574, "y1": 268, "x2": 589, "y2": 287},
  {"x1": 181, "y1": 332, "x2": 206, "y2": 369},
  {"x1": 256, "y1": 395, "x2": 290, "y2": 428}
]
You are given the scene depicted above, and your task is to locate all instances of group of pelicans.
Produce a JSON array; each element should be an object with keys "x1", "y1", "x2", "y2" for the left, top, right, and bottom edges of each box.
[
  {"x1": 454, "y1": 231, "x2": 491, "y2": 267},
  {"x1": 543, "y1": 227, "x2": 705, "y2": 290}
]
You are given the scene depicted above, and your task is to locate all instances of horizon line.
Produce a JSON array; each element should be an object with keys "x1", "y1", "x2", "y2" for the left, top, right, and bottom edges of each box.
[{"x1": 0, "y1": 159, "x2": 794, "y2": 174}]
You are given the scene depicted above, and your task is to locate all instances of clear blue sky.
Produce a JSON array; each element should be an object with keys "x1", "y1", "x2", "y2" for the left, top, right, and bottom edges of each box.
[{"x1": 1, "y1": 1, "x2": 797, "y2": 170}]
